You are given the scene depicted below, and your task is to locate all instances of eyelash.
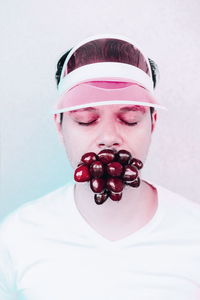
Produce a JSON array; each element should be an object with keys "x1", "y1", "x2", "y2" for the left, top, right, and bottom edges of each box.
[
  {"x1": 122, "y1": 121, "x2": 138, "y2": 126},
  {"x1": 78, "y1": 120, "x2": 97, "y2": 126},
  {"x1": 77, "y1": 120, "x2": 138, "y2": 126}
]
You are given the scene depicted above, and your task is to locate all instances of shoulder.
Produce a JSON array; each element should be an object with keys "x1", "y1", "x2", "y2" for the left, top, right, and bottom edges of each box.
[
  {"x1": 0, "y1": 182, "x2": 75, "y2": 243},
  {"x1": 145, "y1": 178, "x2": 200, "y2": 220},
  {"x1": 157, "y1": 183, "x2": 200, "y2": 211},
  {"x1": 152, "y1": 181, "x2": 200, "y2": 228}
]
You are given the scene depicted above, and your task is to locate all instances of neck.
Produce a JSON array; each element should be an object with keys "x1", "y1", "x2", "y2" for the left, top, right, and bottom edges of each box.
[{"x1": 74, "y1": 179, "x2": 158, "y2": 231}]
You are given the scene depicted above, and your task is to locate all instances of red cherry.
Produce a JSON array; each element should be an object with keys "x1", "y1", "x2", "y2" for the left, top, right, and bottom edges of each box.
[
  {"x1": 77, "y1": 162, "x2": 85, "y2": 167},
  {"x1": 125, "y1": 177, "x2": 140, "y2": 187},
  {"x1": 129, "y1": 158, "x2": 143, "y2": 170},
  {"x1": 122, "y1": 165, "x2": 138, "y2": 182},
  {"x1": 90, "y1": 161, "x2": 104, "y2": 178},
  {"x1": 106, "y1": 177, "x2": 124, "y2": 193},
  {"x1": 107, "y1": 162, "x2": 123, "y2": 177},
  {"x1": 81, "y1": 152, "x2": 98, "y2": 165},
  {"x1": 74, "y1": 165, "x2": 91, "y2": 182},
  {"x1": 98, "y1": 149, "x2": 116, "y2": 164},
  {"x1": 94, "y1": 190, "x2": 109, "y2": 205},
  {"x1": 109, "y1": 191, "x2": 122, "y2": 201},
  {"x1": 126, "y1": 177, "x2": 140, "y2": 188},
  {"x1": 90, "y1": 178, "x2": 105, "y2": 193},
  {"x1": 116, "y1": 150, "x2": 131, "y2": 165}
]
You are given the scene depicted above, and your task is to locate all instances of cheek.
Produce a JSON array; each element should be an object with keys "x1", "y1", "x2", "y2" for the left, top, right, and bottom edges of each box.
[
  {"x1": 61, "y1": 123, "x2": 91, "y2": 168},
  {"x1": 63, "y1": 134, "x2": 81, "y2": 166},
  {"x1": 128, "y1": 123, "x2": 152, "y2": 161},
  {"x1": 138, "y1": 126, "x2": 152, "y2": 159}
]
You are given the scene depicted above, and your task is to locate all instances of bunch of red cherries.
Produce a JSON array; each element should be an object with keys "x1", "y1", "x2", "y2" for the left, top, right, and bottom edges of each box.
[{"x1": 74, "y1": 149, "x2": 143, "y2": 205}]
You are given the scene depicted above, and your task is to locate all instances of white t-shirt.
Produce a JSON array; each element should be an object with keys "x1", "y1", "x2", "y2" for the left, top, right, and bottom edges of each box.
[{"x1": 0, "y1": 180, "x2": 200, "y2": 300}]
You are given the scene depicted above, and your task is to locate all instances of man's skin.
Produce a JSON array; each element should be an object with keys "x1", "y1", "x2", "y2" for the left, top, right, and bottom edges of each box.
[{"x1": 54, "y1": 104, "x2": 158, "y2": 241}]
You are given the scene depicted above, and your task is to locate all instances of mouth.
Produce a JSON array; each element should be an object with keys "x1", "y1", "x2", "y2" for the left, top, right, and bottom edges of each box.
[{"x1": 74, "y1": 149, "x2": 143, "y2": 205}]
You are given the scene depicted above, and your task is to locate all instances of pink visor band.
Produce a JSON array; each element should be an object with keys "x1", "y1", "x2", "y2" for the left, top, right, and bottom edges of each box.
[{"x1": 52, "y1": 78, "x2": 165, "y2": 114}]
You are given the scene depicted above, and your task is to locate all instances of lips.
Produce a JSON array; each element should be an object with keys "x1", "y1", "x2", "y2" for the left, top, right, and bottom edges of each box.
[{"x1": 74, "y1": 149, "x2": 143, "y2": 205}]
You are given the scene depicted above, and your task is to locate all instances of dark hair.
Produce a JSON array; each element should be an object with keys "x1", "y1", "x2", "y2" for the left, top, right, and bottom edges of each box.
[{"x1": 55, "y1": 39, "x2": 158, "y2": 123}]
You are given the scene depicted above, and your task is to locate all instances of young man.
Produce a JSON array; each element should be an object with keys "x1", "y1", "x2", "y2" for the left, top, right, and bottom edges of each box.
[{"x1": 0, "y1": 34, "x2": 200, "y2": 300}]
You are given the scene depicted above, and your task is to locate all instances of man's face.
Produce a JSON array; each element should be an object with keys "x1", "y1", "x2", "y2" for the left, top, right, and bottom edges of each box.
[{"x1": 55, "y1": 105, "x2": 157, "y2": 169}]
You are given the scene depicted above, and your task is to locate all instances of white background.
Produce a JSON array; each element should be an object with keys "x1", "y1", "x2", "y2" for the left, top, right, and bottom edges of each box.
[{"x1": 1, "y1": 0, "x2": 200, "y2": 220}]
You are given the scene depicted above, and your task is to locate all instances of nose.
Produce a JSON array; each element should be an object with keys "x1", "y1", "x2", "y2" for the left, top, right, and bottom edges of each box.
[{"x1": 96, "y1": 118, "x2": 123, "y2": 150}]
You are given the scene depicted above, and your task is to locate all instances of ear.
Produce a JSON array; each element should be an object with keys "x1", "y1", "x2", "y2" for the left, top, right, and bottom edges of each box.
[
  {"x1": 151, "y1": 110, "x2": 157, "y2": 133},
  {"x1": 54, "y1": 114, "x2": 64, "y2": 144}
]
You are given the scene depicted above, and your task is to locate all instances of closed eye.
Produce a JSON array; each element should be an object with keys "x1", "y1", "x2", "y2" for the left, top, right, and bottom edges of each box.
[
  {"x1": 120, "y1": 120, "x2": 138, "y2": 126},
  {"x1": 77, "y1": 119, "x2": 97, "y2": 126},
  {"x1": 77, "y1": 119, "x2": 138, "y2": 126}
]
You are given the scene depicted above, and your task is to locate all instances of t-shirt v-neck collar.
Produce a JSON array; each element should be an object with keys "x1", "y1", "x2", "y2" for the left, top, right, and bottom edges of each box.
[{"x1": 65, "y1": 179, "x2": 164, "y2": 249}]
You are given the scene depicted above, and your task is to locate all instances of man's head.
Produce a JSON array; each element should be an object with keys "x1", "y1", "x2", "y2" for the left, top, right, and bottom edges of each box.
[{"x1": 53, "y1": 34, "x2": 160, "y2": 168}]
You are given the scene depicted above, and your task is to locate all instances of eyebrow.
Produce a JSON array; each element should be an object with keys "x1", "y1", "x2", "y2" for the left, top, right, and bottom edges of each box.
[
  {"x1": 69, "y1": 107, "x2": 97, "y2": 113},
  {"x1": 119, "y1": 106, "x2": 147, "y2": 113},
  {"x1": 69, "y1": 105, "x2": 147, "y2": 114}
]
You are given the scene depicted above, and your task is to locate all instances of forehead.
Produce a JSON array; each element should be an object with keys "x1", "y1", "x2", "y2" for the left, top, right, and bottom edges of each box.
[{"x1": 68, "y1": 105, "x2": 147, "y2": 114}]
